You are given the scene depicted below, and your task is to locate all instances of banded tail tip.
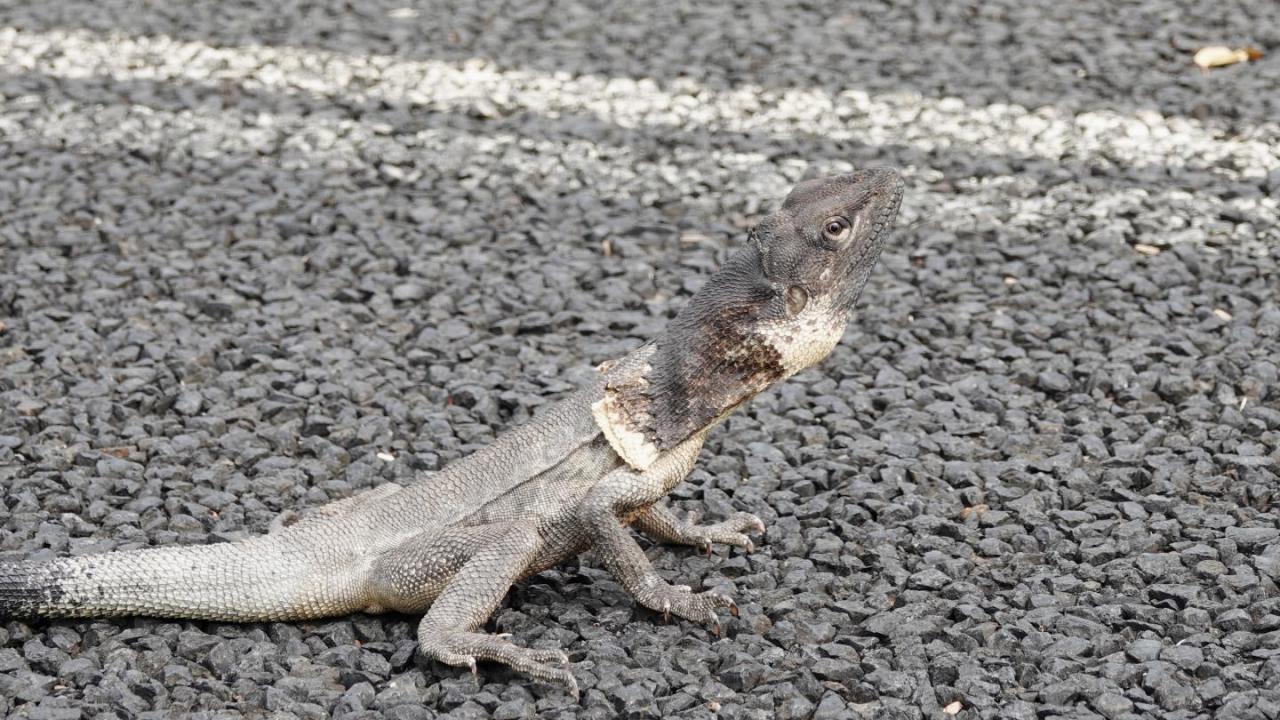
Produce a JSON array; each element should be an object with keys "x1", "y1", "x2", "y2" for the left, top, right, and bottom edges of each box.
[{"x1": 0, "y1": 561, "x2": 70, "y2": 618}]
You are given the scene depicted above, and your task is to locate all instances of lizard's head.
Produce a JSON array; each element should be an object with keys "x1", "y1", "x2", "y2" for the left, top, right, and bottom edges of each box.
[
  {"x1": 594, "y1": 168, "x2": 904, "y2": 468},
  {"x1": 741, "y1": 166, "x2": 904, "y2": 373}
]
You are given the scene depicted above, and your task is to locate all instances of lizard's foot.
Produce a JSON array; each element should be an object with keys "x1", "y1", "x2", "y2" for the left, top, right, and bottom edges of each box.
[
  {"x1": 420, "y1": 630, "x2": 577, "y2": 696},
  {"x1": 687, "y1": 512, "x2": 765, "y2": 555},
  {"x1": 634, "y1": 577, "x2": 738, "y2": 635}
]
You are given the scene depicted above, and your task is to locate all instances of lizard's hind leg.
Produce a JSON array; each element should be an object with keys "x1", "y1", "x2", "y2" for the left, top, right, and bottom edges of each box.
[{"x1": 376, "y1": 523, "x2": 577, "y2": 693}]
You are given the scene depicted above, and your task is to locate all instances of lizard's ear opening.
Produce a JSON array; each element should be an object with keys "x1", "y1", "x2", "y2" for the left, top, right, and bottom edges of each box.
[{"x1": 785, "y1": 286, "x2": 808, "y2": 317}]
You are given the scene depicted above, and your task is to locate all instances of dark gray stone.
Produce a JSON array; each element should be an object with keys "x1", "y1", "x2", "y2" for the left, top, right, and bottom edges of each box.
[{"x1": 1126, "y1": 639, "x2": 1163, "y2": 662}]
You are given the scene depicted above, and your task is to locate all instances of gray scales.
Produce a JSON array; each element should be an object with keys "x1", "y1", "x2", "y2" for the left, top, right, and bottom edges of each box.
[{"x1": 0, "y1": 168, "x2": 904, "y2": 695}]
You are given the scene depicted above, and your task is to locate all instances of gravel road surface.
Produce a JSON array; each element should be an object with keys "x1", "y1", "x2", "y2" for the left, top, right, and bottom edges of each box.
[{"x1": 1, "y1": 1, "x2": 1278, "y2": 718}]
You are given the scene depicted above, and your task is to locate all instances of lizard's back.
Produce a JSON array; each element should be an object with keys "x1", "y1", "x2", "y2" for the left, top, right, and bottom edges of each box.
[{"x1": 356, "y1": 383, "x2": 613, "y2": 539}]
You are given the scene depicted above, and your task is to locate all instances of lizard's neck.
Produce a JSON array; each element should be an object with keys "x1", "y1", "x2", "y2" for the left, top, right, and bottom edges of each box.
[
  {"x1": 591, "y1": 313, "x2": 787, "y2": 471},
  {"x1": 590, "y1": 239, "x2": 851, "y2": 471}
]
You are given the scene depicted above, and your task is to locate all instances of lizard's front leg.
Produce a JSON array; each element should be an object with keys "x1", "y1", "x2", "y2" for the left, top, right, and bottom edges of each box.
[
  {"x1": 632, "y1": 502, "x2": 764, "y2": 555},
  {"x1": 578, "y1": 467, "x2": 738, "y2": 632}
]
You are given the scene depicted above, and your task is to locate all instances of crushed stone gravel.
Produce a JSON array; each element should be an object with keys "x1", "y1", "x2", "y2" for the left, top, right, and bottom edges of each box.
[{"x1": 1, "y1": 1, "x2": 1278, "y2": 719}]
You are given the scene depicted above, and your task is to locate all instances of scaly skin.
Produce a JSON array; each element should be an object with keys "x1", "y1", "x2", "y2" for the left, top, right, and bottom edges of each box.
[{"x1": 0, "y1": 168, "x2": 905, "y2": 695}]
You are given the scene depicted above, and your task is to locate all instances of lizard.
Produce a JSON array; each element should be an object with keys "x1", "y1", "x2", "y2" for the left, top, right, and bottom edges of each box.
[{"x1": 0, "y1": 168, "x2": 904, "y2": 695}]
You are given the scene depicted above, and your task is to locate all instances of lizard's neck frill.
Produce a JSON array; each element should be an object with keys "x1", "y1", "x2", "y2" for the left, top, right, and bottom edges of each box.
[{"x1": 592, "y1": 346, "x2": 662, "y2": 470}]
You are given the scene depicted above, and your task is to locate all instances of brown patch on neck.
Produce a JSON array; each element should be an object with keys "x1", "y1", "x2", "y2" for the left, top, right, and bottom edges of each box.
[
  {"x1": 645, "y1": 306, "x2": 785, "y2": 449},
  {"x1": 593, "y1": 239, "x2": 790, "y2": 467},
  {"x1": 593, "y1": 318, "x2": 786, "y2": 470}
]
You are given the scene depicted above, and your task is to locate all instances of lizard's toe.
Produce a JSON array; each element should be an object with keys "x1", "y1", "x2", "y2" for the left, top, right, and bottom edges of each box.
[
  {"x1": 716, "y1": 512, "x2": 765, "y2": 536},
  {"x1": 694, "y1": 513, "x2": 765, "y2": 554},
  {"x1": 419, "y1": 643, "x2": 476, "y2": 671},
  {"x1": 419, "y1": 630, "x2": 575, "y2": 691},
  {"x1": 641, "y1": 582, "x2": 737, "y2": 629},
  {"x1": 515, "y1": 653, "x2": 578, "y2": 693},
  {"x1": 701, "y1": 532, "x2": 754, "y2": 553},
  {"x1": 525, "y1": 647, "x2": 571, "y2": 665},
  {"x1": 506, "y1": 649, "x2": 577, "y2": 693}
]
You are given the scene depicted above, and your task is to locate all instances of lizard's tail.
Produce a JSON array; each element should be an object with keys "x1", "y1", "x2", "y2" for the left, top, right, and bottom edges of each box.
[{"x1": 0, "y1": 538, "x2": 367, "y2": 622}]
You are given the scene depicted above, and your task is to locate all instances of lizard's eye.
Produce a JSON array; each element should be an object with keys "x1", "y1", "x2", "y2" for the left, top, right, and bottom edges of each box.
[
  {"x1": 822, "y1": 216, "x2": 851, "y2": 243},
  {"x1": 785, "y1": 286, "x2": 809, "y2": 317}
]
